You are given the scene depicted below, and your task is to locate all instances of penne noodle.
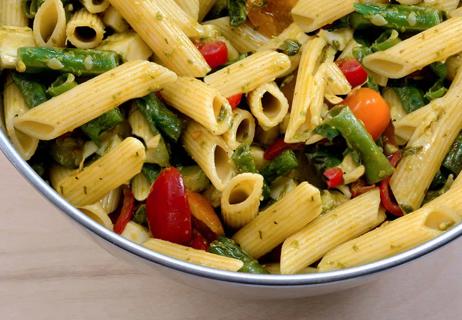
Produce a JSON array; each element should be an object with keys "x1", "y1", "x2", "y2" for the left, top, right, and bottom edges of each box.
[
  {"x1": 174, "y1": 0, "x2": 200, "y2": 21},
  {"x1": 99, "y1": 187, "x2": 121, "y2": 214},
  {"x1": 102, "y1": 6, "x2": 129, "y2": 33},
  {"x1": 0, "y1": 26, "x2": 35, "y2": 69},
  {"x1": 422, "y1": 0, "x2": 459, "y2": 12},
  {"x1": 143, "y1": 238, "x2": 243, "y2": 272},
  {"x1": 121, "y1": 222, "x2": 150, "y2": 244},
  {"x1": 363, "y1": 17, "x2": 462, "y2": 79},
  {"x1": 108, "y1": 0, "x2": 210, "y2": 77},
  {"x1": 161, "y1": 77, "x2": 233, "y2": 135},
  {"x1": 80, "y1": 0, "x2": 110, "y2": 14},
  {"x1": 33, "y1": 0, "x2": 67, "y2": 48},
  {"x1": 233, "y1": 182, "x2": 322, "y2": 259},
  {"x1": 156, "y1": 0, "x2": 204, "y2": 38},
  {"x1": 449, "y1": 6, "x2": 462, "y2": 18},
  {"x1": 198, "y1": 0, "x2": 216, "y2": 21},
  {"x1": 183, "y1": 122, "x2": 235, "y2": 191},
  {"x1": 79, "y1": 202, "x2": 113, "y2": 230},
  {"x1": 222, "y1": 109, "x2": 256, "y2": 150},
  {"x1": 131, "y1": 173, "x2": 152, "y2": 202},
  {"x1": 15, "y1": 60, "x2": 177, "y2": 140},
  {"x1": 57, "y1": 137, "x2": 145, "y2": 207},
  {"x1": 324, "y1": 62, "x2": 352, "y2": 96},
  {"x1": 248, "y1": 82, "x2": 289, "y2": 131},
  {"x1": 280, "y1": 189, "x2": 385, "y2": 274},
  {"x1": 221, "y1": 173, "x2": 264, "y2": 229},
  {"x1": 204, "y1": 51, "x2": 291, "y2": 98},
  {"x1": 97, "y1": 32, "x2": 152, "y2": 62},
  {"x1": 66, "y1": 9, "x2": 105, "y2": 49},
  {"x1": 0, "y1": 0, "x2": 28, "y2": 26}
]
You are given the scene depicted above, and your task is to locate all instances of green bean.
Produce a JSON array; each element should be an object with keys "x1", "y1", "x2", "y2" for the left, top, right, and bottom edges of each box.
[
  {"x1": 136, "y1": 94, "x2": 183, "y2": 142},
  {"x1": 22, "y1": 0, "x2": 45, "y2": 18},
  {"x1": 261, "y1": 150, "x2": 299, "y2": 184},
  {"x1": 11, "y1": 72, "x2": 48, "y2": 108},
  {"x1": 443, "y1": 133, "x2": 462, "y2": 175},
  {"x1": 371, "y1": 30, "x2": 401, "y2": 52},
  {"x1": 228, "y1": 0, "x2": 247, "y2": 27},
  {"x1": 277, "y1": 40, "x2": 302, "y2": 56},
  {"x1": 81, "y1": 109, "x2": 124, "y2": 144},
  {"x1": 133, "y1": 205, "x2": 148, "y2": 227},
  {"x1": 353, "y1": 3, "x2": 443, "y2": 33},
  {"x1": 142, "y1": 164, "x2": 161, "y2": 184},
  {"x1": 393, "y1": 86, "x2": 426, "y2": 113},
  {"x1": 325, "y1": 106, "x2": 394, "y2": 184},
  {"x1": 46, "y1": 73, "x2": 78, "y2": 97},
  {"x1": 17, "y1": 47, "x2": 120, "y2": 76}
]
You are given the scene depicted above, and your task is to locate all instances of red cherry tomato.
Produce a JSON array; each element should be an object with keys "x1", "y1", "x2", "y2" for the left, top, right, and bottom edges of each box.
[
  {"x1": 343, "y1": 88, "x2": 391, "y2": 140},
  {"x1": 264, "y1": 138, "x2": 304, "y2": 160},
  {"x1": 146, "y1": 167, "x2": 192, "y2": 245},
  {"x1": 113, "y1": 186, "x2": 135, "y2": 234},
  {"x1": 227, "y1": 93, "x2": 243, "y2": 109},
  {"x1": 190, "y1": 229, "x2": 209, "y2": 251},
  {"x1": 195, "y1": 41, "x2": 228, "y2": 69},
  {"x1": 336, "y1": 58, "x2": 368, "y2": 88},
  {"x1": 323, "y1": 167, "x2": 344, "y2": 189}
]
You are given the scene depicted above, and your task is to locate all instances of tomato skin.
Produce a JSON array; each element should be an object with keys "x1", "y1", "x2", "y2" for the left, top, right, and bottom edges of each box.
[
  {"x1": 323, "y1": 167, "x2": 344, "y2": 189},
  {"x1": 227, "y1": 93, "x2": 243, "y2": 109},
  {"x1": 195, "y1": 41, "x2": 228, "y2": 69},
  {"x1": 264, "y1": 138, "x2": 304, "y2": 160},
  {"x1": 190, "y1": 229, "x2": 209, "y2": 251},
  {"x1": 336, "y1": 59, "x2": 368, "y2": 88},
  {"x1": 343, "y1": 88, "x2": 391, "y2": 140},
  {"x1": 146, "y1": 168, "x2": 192, "y2": 245},
  {"x1": 113, "y1": 186, "x2": 135, "y2": 234}
]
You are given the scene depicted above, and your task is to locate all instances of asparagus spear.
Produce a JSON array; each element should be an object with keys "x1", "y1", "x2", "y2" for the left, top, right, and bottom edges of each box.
[
  {"x1": 46, "y1": 73, "x2": 77, "y2": 97},
  {"x1": 11, "y1": 72, "x2": 48, "y2": 108},
  {"x1": 260, "y1": 150, "x2": 299, "y2": 183},
  {"x1": 353, "y1": 3, "x2": 443, "y2": 32},
  {"x1": 136, "y1": 94, "x2": 183, "y2": 142},
  {"x1": 81, "y1": 108, "x2": 124, "y2": 144},
  {"x1": 17, "y1": 47, "x2": 120, "y2": 76},
  {"x1": 208, "y1": 237, "x2": 269, "y2": 274},
  {"x1": 325, "y1": 106, "x2": 393, "y2": 184}
]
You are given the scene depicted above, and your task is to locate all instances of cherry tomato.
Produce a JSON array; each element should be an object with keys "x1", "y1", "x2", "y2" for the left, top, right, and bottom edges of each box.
[
  {"x1": 146, "y1": 168, "x2": 192, "y2": 245},
  {"x1": 195, "y1": 41, "x2": 228, "y2": 69},
  {"x1": 187, "y1": 191, "x2": 224, "y2": 241},
  {"x1": 227, "y1": 93, "x2": 243, "y2": 109},
  {"x1": 113, "y1": 186, "x2": 135, "y2": 234},
  {"x1": 336, "y1": 58, "x2": 368, "y2": 88},
  {"x1": 190, "y1": 229, "x2": 209, "y2": 251},
  {"x1": 323, "y1": 167, "x2": 344, "y2": 189},
  {"x1": 343, "y1": 88, "x2": 391, "y2": 140},
  {"x1": 264, "y1": 138, "x2": 304, "y2": 160}
]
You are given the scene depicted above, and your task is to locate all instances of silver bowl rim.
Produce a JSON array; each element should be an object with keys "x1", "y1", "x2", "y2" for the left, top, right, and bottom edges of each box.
[{"x1": 1, "y1": 127, "x2": 461, "y2": 286}]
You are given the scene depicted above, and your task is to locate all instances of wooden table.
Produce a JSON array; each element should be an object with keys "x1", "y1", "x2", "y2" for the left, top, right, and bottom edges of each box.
[{"x1": 0, "y1": 152, "x2": 460, "y2": 320}]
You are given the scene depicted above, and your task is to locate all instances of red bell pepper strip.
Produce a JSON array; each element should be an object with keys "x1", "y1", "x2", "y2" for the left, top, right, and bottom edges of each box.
[
  {"x1": 195, "y1": 41, "x2": 228, "y2": 69},
  {"x1": 146, "y1": 167, "x2": 192, "y2": 245},
  {"x1": 380, "y1": 151, "x2": 403, "y2": 217},
  {"x1": 336, "y1": 58, "x2": 368, "y2": 88},
  {"x1": 113, "y1": 186, "x2": 135, "y2": 234},
  {"x1": 323, "y1": 167, "x2": 344, "y2": 189},
  {"x1": 190, "y1": 229, "x2": 209, "y2": 251},
  {"x1": 264, "y1": 138, "x2": 304, "y2": 160},
  {"x1": 227, "y1": 93, "x2": 243, "y2": 109}
]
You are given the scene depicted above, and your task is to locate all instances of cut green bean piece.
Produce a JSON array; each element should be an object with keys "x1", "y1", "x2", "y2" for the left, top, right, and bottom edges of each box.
[
  {"x1": 17, "y1": 47, "x2": 120, "y2": 76},
  {"x1": 133, "y1": 205, "x2": 148, "y2": 227},
  {"x1": 443, "y1": 133, "x2": 462, "y2": 175},
  {"x1": 371, "y1": 30, "x2": 401, "y2": 52},
  {"x1": 142, "y1": 164, "x2": 161, "y2": 184},
  {"x1": 136, "y1": 94, "x2": 183, "y2": 142},
  {"x1": 208, "y1": 237, "x2": 269, "y2": 274},
  {"x1": 81, "y1": 109, "x2": 124, "y2": 144},
  {"x1": 353, "y1": 3, "x2": 443, "y2": 33},
  {"x1": 393, "y1": 86, "x2": 426, "y2": 113},
  {"x1": 46, "y1": 73, "x2": 77, "y2": 97},
  {"x1": 11, "y1": 72, "x2": 48, "y2": 108},
  {"x1": 261, "y1": 150, "x2": 299, "y2": 184},
  {"x1": 325, "y1": 106, "x2": 393, "y2": 184}
]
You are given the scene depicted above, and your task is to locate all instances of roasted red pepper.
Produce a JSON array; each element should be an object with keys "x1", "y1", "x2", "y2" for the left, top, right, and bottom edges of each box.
[
  {"x1": 113, "y1": 186, "x2": 135, "y2": 234},
  {"x1": 146, "y1": 167, "x2": 192, "y2": 245},
  {"x1": 380, "y1": 151, "x2": 403, "y2": 217},
  {"x1": 323, "y1": 167, "x2": 344, "y2": 189},
  {"x1": 227, "y1": 93, "x2": 243, "y2": 109},
  {"x1": 336, "y1": 58, "x2": 368, "y2": 88},
  {"x1": 190, "y1": 229, "x2": 209, "y2": 251},
  {"x1": 195, "y1": 40, "x2": 228, "y2": 69},
  {"x1": 264, "y1": 138, "x2": 304, "y2": 160}
]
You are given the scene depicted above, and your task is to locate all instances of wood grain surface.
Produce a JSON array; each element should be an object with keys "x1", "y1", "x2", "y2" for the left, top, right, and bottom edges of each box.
[{"x1": 0, "y1": 152, "x2": 460, "y2": 320}]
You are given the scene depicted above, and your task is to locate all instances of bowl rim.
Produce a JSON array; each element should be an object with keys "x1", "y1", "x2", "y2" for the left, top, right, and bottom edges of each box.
[{"x1": 1, "y1": 128, "x2": 461, "y2": 286}]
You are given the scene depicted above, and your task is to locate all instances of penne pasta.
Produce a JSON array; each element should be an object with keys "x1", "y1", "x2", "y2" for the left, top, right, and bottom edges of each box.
[
  {"x1": 99, "y1": 187, "x2": 121, "y2": 214},
  {"x1": 143, "y1": 238, "x2": 244, "y2": 272},
  {"x1": 33, "y1": 0, "x2": 67, "y2": 48},
  {"x1": 183, "y1": 122, "x2": 235, "y2": 191},
  {"x1": 3, "y1": 76, "x2": 39, "y2": 160},
  {"x1": 221, "y1": 173, "x2": 264, "y2": 229},
  {"x1": 57, "y1": 137, "x2": 145, "y2": 207},
  {"x1": 0, "y1": 26, "x2": 35, "y2": 69},
  {"x1": 198, "y1": 0, "x2": 216, "y2": 21},
  {"x1": 121, "y1": 222, "x2": 150, "y2": 244},
  {"x1": 222, "y1": 109, "x2": 256, "y2": 150},
  {"x1": 204, "y1": 51, "x2": 291, "y2": 98},
  {"x1": 247, "y1": 82, "x2": 289, "y2": 132},
  {"x1": 0, "y1": 0, "x2": 28, "y2": 26},
  {"x1": 174, "y1": 0, "x2": 200, "y2": 21},
  {"x1": 324, "y1": 62, "x2": 352, "y2": 97},
  {"x1": 79, "y1": 202, "x2": 114, "y2": 230},
  {"x1": 363, "y1": 17, "x2": 462, "y2": 79},
  {"x1": 102, "y1": 6, "x2": 129, "y2": 33},
  {"x1": 66, "y1": 9, "x2": 105, "y2": 49},
  {"x1": 80, "y1": 0, "x2": 110, "y2": 14},
  {"x1": 15, "y1": 60, "x2": 177, "y2": 140},
  {"x1": 131, "y1": 173, "x2": 152, "y2": 202},
  {"x1": 422, "y1": 0, "x2": 460, "y2": 12},
  {"x1": 449, "y1": 6, "x2": 462, "y2": 18},
  {"x1": 108, "y1": 0, "x2": 210, "y2": 77},
  {"x1": 161, "y1": 77, "x2": 232, "y2": 135},
  {"x1": 233, "y1": 182, "x2": 322, "y2": 259},
  {"x1": 280, "y1": 189, "x2": 385, "y2": 274},
  {"x1": 156, "y1": 0, "x2": 204, "y2": 38},
  {"x1": 97, "y1": 32, "x2": 152, "y2": 62}
]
